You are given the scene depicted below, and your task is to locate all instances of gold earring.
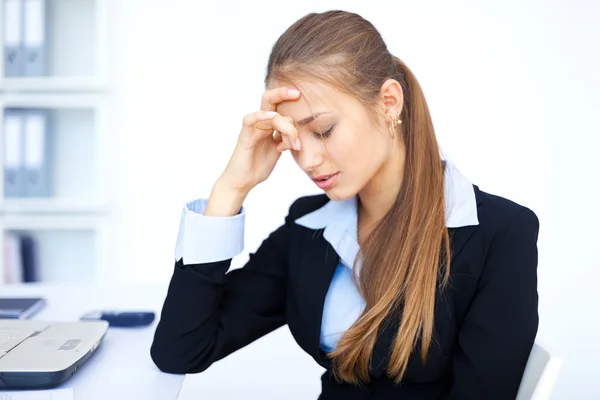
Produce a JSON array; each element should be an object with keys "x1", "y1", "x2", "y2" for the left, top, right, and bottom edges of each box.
[
  {"x1": 388, "y1": 113, "x2": 402, "y2": 139},
  {"x1": 392, "y1": 114, "x2": 402, "y2": 128}
]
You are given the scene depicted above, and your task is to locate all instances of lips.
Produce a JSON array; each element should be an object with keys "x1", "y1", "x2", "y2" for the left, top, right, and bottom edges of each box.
[
  {"x1": 312, "y1": 173, "x2": 338, "y2": 181},
  {"x1": 312, "y1": 172, "x2": 340, "y2": 190},
  {"x1": 313, "y1": 174, "x2": 335, "y2": 182}
]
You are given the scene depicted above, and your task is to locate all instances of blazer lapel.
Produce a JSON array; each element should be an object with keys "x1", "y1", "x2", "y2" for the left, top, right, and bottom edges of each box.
[
  {"x1": 449, "y1": 184, "x2": 483, "y2": 263},
  {"x1": 296, "y1": 227, "x2": 339, "y2": 368}
]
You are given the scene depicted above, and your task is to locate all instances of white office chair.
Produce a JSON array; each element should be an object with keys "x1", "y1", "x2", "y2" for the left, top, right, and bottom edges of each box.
[{"x1": 516, "y1": 342, "x2": 563, "y2": 400}]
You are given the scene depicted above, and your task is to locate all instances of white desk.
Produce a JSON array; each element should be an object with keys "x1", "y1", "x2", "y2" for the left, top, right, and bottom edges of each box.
[{"x1": 0, "y1": 283, "x2": 185, "y2": 400}]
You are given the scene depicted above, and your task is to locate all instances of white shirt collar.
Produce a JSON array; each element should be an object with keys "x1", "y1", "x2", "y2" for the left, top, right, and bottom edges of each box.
[{"x1": 294, "y1": 160, "x2": 479, "y2": 270}]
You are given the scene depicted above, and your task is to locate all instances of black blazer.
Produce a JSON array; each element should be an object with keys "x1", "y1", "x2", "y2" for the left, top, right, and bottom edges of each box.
[{"x1": 151, "y1": 184, "x2": 540, "y2": 399}]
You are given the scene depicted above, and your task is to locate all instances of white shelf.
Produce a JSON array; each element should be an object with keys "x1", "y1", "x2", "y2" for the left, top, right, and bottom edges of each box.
[
  {"x1": 2, "y1": 228, "x2": 98, "y2": 283},
  {"x1": 0, "y1": 198, "x2": 108, "y2": 214},
  {"x1": 0, "y1": 0, "x2": 108, "y2": 83},
  {"x1": 0, "y1": 93, "x2": 103, "y2": 108},
  {"x1": 0, "y1": 105, "x2": 107, "y2": 201},
  {"x1": 0, "y1": 215, "x2": 108, "y2": 283},
  {"x1": 0, "y1": 214, "x2": 102, "y2": 230},
  {"x1": 0, "y1": 77, "x2": 107, "y2": 93}
]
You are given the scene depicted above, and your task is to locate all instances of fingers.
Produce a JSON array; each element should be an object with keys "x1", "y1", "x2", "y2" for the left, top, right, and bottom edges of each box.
[
  {"x1": 273, "y1": 115, "x2": 300, "y2": 151},
  {"x1": 276, "y1": 141, "x2": 289, "y2": 153},
  {"x1": 244, "y1": 111, "x2": 300, "y2": 151},
  {"x1": 242, "y1": 110, "x2": 278, "y2": 127},
  {"x1": 273, "y1": 130, "x2": 296, "y2": 152},
  {"x1": 261, "y1": 87, "x2": 301, "y2": 112},
  {"x1": 254, "y1": 86, "x2": 302, "y2": 152}
]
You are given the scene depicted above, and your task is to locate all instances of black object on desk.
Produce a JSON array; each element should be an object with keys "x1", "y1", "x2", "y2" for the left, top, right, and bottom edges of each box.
[
  {"x1": 80, "y1": 311, "x2": 155, "y2": 327},
  {"x1": 0, "y1": 297, "x2": 46, "y2": 319}
]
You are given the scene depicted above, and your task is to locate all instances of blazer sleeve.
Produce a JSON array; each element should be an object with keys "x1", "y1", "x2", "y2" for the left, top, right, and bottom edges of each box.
[
  {"x1": 150, "y1": 201, "x2": 293, "y2": 374},
  {"x1": 445, "y1": 208, "x2": 540, "y2": 399}
]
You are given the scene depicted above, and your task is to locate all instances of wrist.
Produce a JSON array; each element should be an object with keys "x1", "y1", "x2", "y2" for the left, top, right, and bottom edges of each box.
[{"x1": 204, "y1": 180, "x2": 249, "y2": 217}]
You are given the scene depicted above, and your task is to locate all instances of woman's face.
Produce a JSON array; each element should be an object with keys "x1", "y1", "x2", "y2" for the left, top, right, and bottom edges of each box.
[{"x1": 270, "y1": 79, "x2": 399, "y2": 201}]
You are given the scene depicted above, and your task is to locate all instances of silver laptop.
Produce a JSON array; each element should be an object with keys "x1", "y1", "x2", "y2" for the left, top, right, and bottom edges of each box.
[{"x1": 0, "y1": 319, "x2": 108, "y2": 388}]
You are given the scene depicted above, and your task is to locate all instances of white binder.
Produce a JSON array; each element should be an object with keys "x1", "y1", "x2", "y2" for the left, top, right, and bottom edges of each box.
[
  {"x1": 3, "y1": 109, "x2": 25, "y2": 197},
  {"x1": 2, "y1": 232, "x2": 24, "y2": 284},
  {"x1": 23, "y1": 0, "x2": 47, "y2": 76},
  {"x1": 23, "y1": 109, "x2": 51, "y2": 197},
  {"x1": 3, "y1": 0, "x2": 24, "y2": 76}
]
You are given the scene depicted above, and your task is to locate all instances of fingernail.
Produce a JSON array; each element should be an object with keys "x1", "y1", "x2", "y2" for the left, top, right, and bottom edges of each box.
[
  {"x1": 278, "y1": 148, "x2": 285, "y2": 152},
  {"x1": 295, "y1": 138, "x2": 301, "y2": 151},
  {"x1": 265, "y1": 111, "x2": 277, "y2": 118},
  {"x1": 288, "y1": 89, "x2": 300, "y2": 97}
]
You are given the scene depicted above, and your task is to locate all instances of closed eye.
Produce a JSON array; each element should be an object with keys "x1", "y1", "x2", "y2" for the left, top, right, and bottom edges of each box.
[{"x1": 312, "y1": 125, "x2": 334, "y2": 139}]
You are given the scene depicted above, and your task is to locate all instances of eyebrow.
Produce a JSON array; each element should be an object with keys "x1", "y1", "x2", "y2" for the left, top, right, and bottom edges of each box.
[{"x1": 296, "y1": 112, "x2": 328, "y2": 127}]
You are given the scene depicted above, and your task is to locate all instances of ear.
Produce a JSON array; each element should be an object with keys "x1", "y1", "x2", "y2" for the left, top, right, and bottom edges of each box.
[{"x1": 379, "y1": 79, "x2": 404, "y2": 118}]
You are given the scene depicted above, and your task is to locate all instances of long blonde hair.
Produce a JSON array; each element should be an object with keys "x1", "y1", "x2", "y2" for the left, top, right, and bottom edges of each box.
[{"x1": 266, "y1": 10, "x2": 451, "y2": 384}]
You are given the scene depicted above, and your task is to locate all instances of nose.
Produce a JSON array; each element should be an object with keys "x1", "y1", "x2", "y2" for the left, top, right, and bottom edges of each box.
[{"x1": 294, "y1": 137, "x2": 325, "y2": 173}]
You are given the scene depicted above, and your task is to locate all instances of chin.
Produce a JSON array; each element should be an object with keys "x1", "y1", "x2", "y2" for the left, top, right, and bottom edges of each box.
[{"x1": 323, "y1": 187, "x2": 356, "y2": 202}]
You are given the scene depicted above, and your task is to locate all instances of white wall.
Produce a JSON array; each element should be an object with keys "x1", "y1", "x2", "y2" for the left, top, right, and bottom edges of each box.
[{"x1": 103, "y1": 0, "x2": 600, "y2": 398}]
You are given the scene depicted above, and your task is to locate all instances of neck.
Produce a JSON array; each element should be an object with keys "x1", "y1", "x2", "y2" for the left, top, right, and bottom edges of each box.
[{"x1": 357, "y1": 139, "x2": 406, "y2": 229}]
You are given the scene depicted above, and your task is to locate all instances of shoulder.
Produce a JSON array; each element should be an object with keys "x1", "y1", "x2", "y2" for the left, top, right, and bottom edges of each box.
[
  {"x1": 286, "y1": 194, "x2": 330, "y2": 221},
  {"x1": 474, "y1": 185, "x2": 540, "y2": 243}
]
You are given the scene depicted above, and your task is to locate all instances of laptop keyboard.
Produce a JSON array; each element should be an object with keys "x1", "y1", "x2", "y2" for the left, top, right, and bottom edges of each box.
[{"x1": 0, "y1": 325, "x2": 49, "y2": 357}]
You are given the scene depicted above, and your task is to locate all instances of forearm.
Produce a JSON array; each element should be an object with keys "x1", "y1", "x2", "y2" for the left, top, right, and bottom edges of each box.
[{"x1": 151, "y1": 259, "x2": 231, "y2": 374}]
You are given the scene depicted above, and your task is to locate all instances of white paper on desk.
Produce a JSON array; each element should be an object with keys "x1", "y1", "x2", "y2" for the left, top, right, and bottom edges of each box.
[{"x1": 0, "y1": 388, "x2": 73, "y2": 400}]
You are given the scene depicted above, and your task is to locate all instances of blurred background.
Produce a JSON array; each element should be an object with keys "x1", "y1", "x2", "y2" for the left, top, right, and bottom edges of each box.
[{"x1": 0, "y1": 0, "x2": 598, "y2": 398}]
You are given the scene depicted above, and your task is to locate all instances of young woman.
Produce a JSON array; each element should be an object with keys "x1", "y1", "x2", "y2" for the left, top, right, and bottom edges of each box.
[{"x1": 151, "y1": 10, "x2": 539, "y2": 399}]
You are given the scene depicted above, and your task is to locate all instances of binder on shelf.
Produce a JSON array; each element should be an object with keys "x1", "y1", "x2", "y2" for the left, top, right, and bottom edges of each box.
[
  {"x1": 3, "y1": 109, "x2": 25, "y2": 198},
  {"x1": 3, "y1": 0, "x2": 24, "y2": 76},
  {"x1": 20, "y1": 234, "x2": 39, "y2": 282},
  {"x1": 23, "y1": 0, "x2": 47, "y2": 76},
  {"x1": 23, "y1": 109, "x2": 52, "y2": 197}
]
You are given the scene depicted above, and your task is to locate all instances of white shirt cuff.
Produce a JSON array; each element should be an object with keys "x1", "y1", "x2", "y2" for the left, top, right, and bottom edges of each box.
[{"x1": 174, "y1": 199, "x2": 245, "y2": 265}]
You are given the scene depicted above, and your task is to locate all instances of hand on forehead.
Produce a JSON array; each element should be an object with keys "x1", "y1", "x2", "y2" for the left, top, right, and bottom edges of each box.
[{"x1": 272, "y1": 80, "x2": 338, "y2": 124}]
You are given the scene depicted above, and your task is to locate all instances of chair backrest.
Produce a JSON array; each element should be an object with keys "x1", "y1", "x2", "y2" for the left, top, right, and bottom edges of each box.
[{"x1": 516, "y1": 342, "x2": 563, "y2": 400}]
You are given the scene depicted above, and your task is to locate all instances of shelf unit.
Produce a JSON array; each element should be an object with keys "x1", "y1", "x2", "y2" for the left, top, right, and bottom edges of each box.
[{"x1": 0, "y1": 0, "x2": 111, "y2": 284}]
